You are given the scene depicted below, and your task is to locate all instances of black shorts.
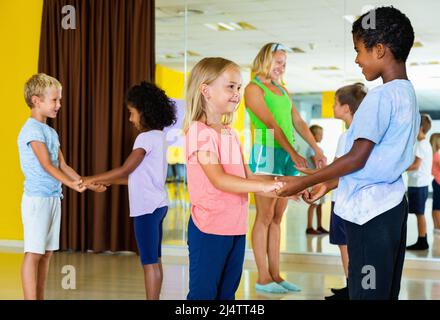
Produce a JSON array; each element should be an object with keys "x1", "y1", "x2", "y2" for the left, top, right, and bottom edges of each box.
[
  {"x1": 408, "y1": 186, "x2": 428, "y2": 215},
  {"x1": 329, "y1": 201, "x2": 347, "y2": 245}
]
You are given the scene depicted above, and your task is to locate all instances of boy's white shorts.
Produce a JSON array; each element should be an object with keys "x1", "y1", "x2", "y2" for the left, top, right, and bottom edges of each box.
[{"x1": 21, "y1": 194, "x2": 61, "y2": 254}]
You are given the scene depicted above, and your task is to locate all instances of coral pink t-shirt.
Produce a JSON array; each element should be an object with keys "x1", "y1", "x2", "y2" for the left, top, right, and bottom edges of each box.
[
  {"x1": 433, "y1": 152, "x2": 440, "y2": 184},
  {"x1": 185, "y1": 121, "x2": 249, "y2": 235}
]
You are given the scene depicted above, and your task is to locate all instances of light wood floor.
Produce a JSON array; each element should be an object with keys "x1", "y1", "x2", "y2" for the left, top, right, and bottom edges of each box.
[
  {"x1": 1, "y1": 250, "x2": 440, "y2": 300},
  {"x1": 2, "y1": 183, "x2": 440, "y2": 300}
]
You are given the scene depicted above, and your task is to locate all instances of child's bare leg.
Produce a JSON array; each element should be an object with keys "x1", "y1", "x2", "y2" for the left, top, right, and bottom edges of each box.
[
  {"x1": 307, "y1": 204, "x2": 316, "y2": 229},
  {"x1": 143, "y1": 263, "x2": 162, "y2": 300},
  {"x1": 416, "y1": 214, "x2": 427, "y2": 236},
  {"x1": 433, "y1": 210, "x2": 440, "y2": 229},
  {"x1": 21, "y1": 252, "x2": 42, "y2": 300},
  {"x1": 338, "y1": 245, "x2": 349, "y2": 278},
  {"x1": 36, "y1": 251, "x2": 53, "y2": 300},
  {"x1": 158, "y1": 258, "x2": 164, "y2": 290},
  {"x1": 317, "y1": 204, "x2": 323, "y2": 229}
]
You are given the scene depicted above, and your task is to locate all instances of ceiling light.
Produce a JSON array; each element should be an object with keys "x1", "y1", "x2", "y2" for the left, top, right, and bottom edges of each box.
[
  {"x1": 204, "y1": 21, "x2": 257, "y2": 32},
  {"x1": 410, "y1": 61, "x2": 439, "y2": 66},
  {"x1": 236, "y1": 22, "x2": 256, "y2": 30},
  {"x1": 313, "y1": 66, "x2": 340, "y2": 71},
  {"x1": 217, "y1": 22, "x2": 235, "y2": 31},
  {"x1": 291, "y1": 47, "x2": 305, "y2": 53}
]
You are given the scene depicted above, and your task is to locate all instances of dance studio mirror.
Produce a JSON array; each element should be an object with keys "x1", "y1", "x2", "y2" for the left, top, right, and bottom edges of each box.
[{"x1": 155, "y1": 0, "x2": 440, "y2": 261}]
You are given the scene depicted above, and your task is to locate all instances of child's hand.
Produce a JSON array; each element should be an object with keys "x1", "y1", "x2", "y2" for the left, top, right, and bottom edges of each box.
[
  {"x1": 80, "y1": 176, "x2": 95, "y2": 188},
  {"x1": 261, "y1": 180, "x2": 285, "y2": 193},
  {"x1": 87, "y1": 183, "x2": 107, "y2": 193},
  {"x1": 274, "y1": 175, "x2": 306, "y2": 197},
  {"x1": 302, "y1": 183, "x2": 328, "y2": 204},
  {"x1": 69, "y1": 179, "x2": 87, "y2": 193}
]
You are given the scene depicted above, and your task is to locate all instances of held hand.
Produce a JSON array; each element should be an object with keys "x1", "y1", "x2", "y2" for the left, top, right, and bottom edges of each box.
[
  {"x1": 80, "y1": 176, "x2": 96, "y2": 188},
  {"x1": 274, "y1": 175, "x2": 306, "y2": 197},
  {"x1": 302, "y1": 183, "x2": 329, "y2": 204},
  {"x1": 290, "y1": 152, "x2": 307, "y2": 169},
  {"x1": 87, "y1": 183, "x2": 107, "y2": 193},
  {"x1": 314, "y1": 151, "x2": 327, "y2": 169},
  {"x1": 69, "y1": 179, "x2": 87, "y2": 193},
  {"x1": 261, "y1": 180, "x2": 285, "y2": 193}
]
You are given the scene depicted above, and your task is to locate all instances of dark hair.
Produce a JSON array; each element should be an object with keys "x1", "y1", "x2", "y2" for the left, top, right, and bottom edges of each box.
[
  {"x1": 125, "y1": 81, "x2": 177, "y2": 130},
  {"x1": 309, "y1": 125, "x2": 323, "y2": 136},
  {"x1": 335, "y1": 83, "x2": 367, "y2": 115},
  {"x1": 420, "y1": 113, "x2": 432, "y2": 134},
  {"x1": 352, "y1": 6, "x2": 414, "y2": 62}
]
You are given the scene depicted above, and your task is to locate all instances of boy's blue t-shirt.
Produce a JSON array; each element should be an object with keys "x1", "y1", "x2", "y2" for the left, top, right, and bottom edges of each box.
[
  {"x1": 334, "y1": 80, "x2": 420, "y2": 225},
  {"x1": 17, "y1": 118, "x2": 62, "y2": 197}
]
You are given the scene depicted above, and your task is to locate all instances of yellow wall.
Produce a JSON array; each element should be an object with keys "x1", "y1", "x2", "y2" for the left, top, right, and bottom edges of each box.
[
  {"x1": 322, "y1": 91, "x2": 336, "y2": 118},
  {"x1": 155, "y1": 64, "x2": 185, "y2": 100},
  {"x1": 0, "y1": 0, "x2": 43, "y2": 240}
]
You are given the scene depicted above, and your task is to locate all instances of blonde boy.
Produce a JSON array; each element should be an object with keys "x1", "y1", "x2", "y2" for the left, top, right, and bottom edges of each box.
[{"x1": 17, "y1": 73, "x2": 103, "y2": 299}]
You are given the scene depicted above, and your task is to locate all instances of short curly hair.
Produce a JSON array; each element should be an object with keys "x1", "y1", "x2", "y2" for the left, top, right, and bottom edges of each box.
[
  {"x1": 352, "y1": 6, "x2": 414, "y2": 62},
  {"x1": 125, "y1": 81, "x2": 177, "y2": 131}
]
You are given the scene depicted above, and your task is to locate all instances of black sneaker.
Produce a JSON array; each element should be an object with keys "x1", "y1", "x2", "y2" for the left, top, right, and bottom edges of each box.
[
  {"x1": 330, "y1": 286, "x2": 347, "y2": 294},
  {"x1": 406, "y1": 237, "x2": 429, "y2": 250},
  {"x1": 325, "y1": 288, "x2": 349, "y2": 300}
]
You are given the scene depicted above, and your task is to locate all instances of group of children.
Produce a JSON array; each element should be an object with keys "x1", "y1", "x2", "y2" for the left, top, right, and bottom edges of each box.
[
  {"x1": 17, "y1": 6, "x2": 437, "y2": 300},
  {"x1": 406, "y1": 115, "x2": 440, "y2": 251}
]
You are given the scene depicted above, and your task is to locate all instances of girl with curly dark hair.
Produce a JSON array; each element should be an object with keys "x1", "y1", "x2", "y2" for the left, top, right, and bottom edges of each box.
[{"x1": 81, "y1": 81, "x2": 176, "y2": 299}]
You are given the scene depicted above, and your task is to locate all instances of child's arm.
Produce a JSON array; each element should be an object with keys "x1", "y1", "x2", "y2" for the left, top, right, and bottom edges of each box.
[
  {"x1": 241, "y1": 158, "x2": 299, "y2": 199},
  {"x1": 58, "y1": 149, "x2": 81, "y2": 180},
  {"x1": 276, "y1": 138, "x2": 374, "y2": 196},
  {"x1": 59, "y1": 149, "x2": 107, "y2": 192},
  {"x1": 81, "y1": 148, "x2": 145, "y2": 187},
  {"x1": 30, "y1": 142, "x2": 85, "y2": 193},
  {"x1": 291, "y1": 106, "x2": 327, "y2": 167},
  {"x1": 406, "y1": 156, "x2": 421, "y2": 171},
  {"x1": 197, "y1": 151, "x2": 283, "y2": 194}
]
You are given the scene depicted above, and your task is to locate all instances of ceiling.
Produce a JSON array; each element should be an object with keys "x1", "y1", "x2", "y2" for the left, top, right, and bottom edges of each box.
[{"x1": 155, "y1": 0, "x2": 440, "y2": 111}]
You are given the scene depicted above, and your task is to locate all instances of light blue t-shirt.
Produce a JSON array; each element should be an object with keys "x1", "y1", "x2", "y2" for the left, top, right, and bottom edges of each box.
[
  {"x1": 17, "y1": 118, "x2": 62, "y2": 197},
  {"x1": 334, "y1": 80, "x2": 420, "y2": 225}
]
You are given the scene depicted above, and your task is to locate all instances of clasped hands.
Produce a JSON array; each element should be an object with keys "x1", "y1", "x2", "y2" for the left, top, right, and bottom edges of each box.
[
  {"x1": 69, "y1": 177, "x2": 108, "y2": 193},
  {"x1": 273, "y1": 175, "x2": 327, "y2": 204}
]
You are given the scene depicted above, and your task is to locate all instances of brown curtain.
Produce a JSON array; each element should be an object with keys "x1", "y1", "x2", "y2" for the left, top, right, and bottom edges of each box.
[{"x1": 38, "y1": 0, "x2": 155, "y2": 252}]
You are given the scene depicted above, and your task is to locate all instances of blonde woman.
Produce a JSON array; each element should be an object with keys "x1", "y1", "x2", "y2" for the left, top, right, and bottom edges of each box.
[{"x1": 245, "y1": 43, "x2": 326, "y2": 293}]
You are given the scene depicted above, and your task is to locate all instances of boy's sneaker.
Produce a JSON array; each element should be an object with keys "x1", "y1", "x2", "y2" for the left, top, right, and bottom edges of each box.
[
  {"x1": 325, "y1": 288, "x2": 349, "y2": 300},
  {"x1": 331, "y1": 286, "x2": 347, "y2": 294}
]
